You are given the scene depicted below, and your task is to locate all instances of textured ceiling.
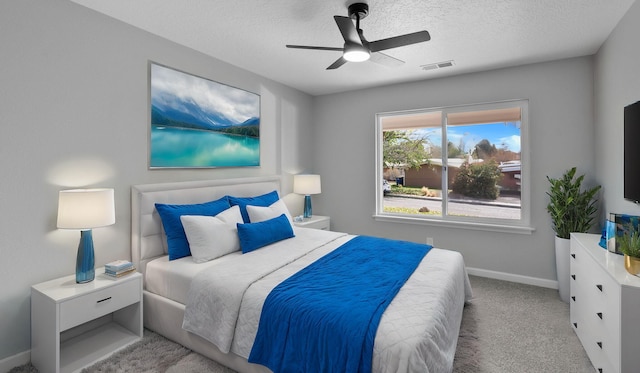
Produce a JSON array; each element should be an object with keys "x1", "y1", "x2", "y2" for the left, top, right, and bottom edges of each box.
[{"x1": 70, "y1": 0, "x2": 635, "y2": 96}]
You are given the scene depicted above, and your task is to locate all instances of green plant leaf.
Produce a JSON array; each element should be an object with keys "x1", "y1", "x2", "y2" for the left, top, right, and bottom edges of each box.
[{"x1": 546, "y1": 167, "x2": 601, "y2": 239}]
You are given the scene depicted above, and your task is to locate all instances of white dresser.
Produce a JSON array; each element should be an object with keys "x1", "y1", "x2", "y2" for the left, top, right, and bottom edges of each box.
[{"x1": 570, "y1": 233, "x2": 640, "y2": 373}]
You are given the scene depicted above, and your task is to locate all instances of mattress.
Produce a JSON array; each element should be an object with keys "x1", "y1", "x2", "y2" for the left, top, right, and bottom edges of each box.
[
  {"x1": 145, "y1": 249, "x2": 244, "y2": 305},
  {"x1": 145, "y1": 227, "x2": 472, "y2": 373}
]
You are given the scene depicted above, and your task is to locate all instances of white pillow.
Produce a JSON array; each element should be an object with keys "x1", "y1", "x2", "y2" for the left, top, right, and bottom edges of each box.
[
  {"x1": 180, "y1": 205, "x2": 244, "y2": 263},
  {"x1": 246, "y1": 199, "x2": 293, "y2": 223}
]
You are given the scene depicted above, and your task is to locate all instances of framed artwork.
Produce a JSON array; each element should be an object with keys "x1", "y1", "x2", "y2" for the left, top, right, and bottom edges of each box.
[
  {"x1": 604, "y1": 213, "x2": 640, "y2": 254},
  {"x1": 149, "y1": 62, "x2": 260, "y2": 168}
]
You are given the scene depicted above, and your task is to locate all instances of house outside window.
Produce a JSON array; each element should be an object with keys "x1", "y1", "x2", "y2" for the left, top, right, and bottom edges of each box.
[{"x1": 375, "y1": 99, "x2": 532, "y2": 234}]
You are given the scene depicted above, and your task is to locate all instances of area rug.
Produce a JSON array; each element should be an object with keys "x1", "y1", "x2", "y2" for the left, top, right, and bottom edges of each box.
[{"x1": 10, "y1": 316, "x2": 477, "y2": 373}]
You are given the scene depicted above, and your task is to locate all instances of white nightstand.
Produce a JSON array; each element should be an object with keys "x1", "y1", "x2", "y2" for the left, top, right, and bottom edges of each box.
[
  {"x1": 31, "y1": 270, "x2": 143, "y2": 373},
  {"x1": 293, "y1": 215, "x2": 331, "y2": 230}
]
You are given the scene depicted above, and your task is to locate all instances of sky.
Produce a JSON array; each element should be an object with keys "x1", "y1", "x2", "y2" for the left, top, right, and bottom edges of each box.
[
  {"x1": 414, "y1": 121, "x2": 521, "y2": 154},
  {"x1": 150, "y1": 63, "x2": 259, "y2": 124}
]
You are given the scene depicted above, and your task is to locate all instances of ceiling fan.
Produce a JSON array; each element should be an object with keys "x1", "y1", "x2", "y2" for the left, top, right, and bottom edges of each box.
[{"x1": 286, "y1": 2, "x2": 431, "y2": 70}]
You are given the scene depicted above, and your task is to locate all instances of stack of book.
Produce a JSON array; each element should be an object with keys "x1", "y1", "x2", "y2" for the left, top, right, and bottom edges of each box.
[{"x1": 104, "y1": 260, "x2": 136, "y2": 278}]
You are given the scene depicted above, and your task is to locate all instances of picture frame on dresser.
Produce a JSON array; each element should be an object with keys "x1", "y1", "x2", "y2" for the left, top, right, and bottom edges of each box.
[{"x1": 604, "y1": 213, "x2": 640, "y2": 254}]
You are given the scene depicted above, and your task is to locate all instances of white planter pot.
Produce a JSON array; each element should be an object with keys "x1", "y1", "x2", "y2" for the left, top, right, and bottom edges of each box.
[{"x1": 555, "y1": 236, "x2": 570, "y2": 303}]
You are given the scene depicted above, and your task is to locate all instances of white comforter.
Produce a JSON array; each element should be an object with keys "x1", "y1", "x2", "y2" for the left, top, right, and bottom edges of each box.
[{"x1": 182, "y1": 228, "x2": 472, "y2": 373}]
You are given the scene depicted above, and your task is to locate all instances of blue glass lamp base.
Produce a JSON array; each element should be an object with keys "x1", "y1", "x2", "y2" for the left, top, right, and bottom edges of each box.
[
  {"x1": 303, "y1": 195, "x2": 312, "y2": 219},
  {"x1": 76, "y1": 229, "x2": 95, "y2": 283}
]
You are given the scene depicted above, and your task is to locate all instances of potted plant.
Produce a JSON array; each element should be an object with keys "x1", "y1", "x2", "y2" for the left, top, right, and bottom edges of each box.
[
  {"x1": 546, "y1": 167, "x2": 601, "y2": 302},
  {"x1": 617, "y1": 223, "x2": 640, "y2": 275}
]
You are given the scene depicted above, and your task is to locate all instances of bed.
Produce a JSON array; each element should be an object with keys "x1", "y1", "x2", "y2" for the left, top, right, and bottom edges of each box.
[{"x1": 131, "y1": 176, "x2": 472, "y2": 373}]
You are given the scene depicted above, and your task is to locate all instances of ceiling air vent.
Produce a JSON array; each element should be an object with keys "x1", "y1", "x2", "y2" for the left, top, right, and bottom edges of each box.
[{"x1": 421, "y1": 60, "x2": 455, "y2": 71}]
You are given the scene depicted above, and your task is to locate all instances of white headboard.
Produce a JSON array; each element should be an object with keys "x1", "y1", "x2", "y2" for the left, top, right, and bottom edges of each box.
[{"x1": 131, "y1": 176, "x2": 281, "y2": 276}]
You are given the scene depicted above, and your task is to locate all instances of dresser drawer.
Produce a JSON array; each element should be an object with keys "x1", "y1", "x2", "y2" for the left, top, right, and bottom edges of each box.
[
  {"x1": 598, "y1": 312, "x2": 621, "y2": 371},
  {"x1": 570, "y1": 255, "x2": 599, "y2": 312},
  {"x1": 591, "y1": 267, "x2": 620, "y2": 305},
  {"x1": 59, "y1": 277, "x2": 141, "y2": 331},
  {"x1": 588, "y1": 342, "x2": 615, "y2": 373}
]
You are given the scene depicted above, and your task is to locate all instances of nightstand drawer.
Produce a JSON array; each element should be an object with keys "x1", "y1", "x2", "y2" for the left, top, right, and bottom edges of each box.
[{"x1": 59, "y1": 277, "x2": 141, "y2": 331}]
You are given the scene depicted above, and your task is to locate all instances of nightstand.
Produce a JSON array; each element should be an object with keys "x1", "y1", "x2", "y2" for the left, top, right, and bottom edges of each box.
[
  {"x1": 293, "y1": 215, "x2": 330, "y2": 230},
  {"x1": 31, "y1": 270, "x2": 143, "y2": 373}
]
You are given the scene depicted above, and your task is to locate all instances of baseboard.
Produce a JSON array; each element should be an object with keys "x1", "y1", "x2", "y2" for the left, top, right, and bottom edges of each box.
[
  {"x1": 466, "y1": 267, "x2": 558, "y2": 289},
  {"x1": 0, "y1": 350, "x2": 30, "y2": 372}
]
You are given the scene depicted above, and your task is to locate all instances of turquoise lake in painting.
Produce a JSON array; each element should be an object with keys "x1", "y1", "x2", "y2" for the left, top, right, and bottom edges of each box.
[{"x1": 150, "y1": 125, "x2": 259, "y2": 168}]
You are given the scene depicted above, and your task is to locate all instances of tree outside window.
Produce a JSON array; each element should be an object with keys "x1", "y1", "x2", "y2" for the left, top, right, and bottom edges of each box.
[{"x1": 376, "y1": 100, "x2": 529, "y2": 227}]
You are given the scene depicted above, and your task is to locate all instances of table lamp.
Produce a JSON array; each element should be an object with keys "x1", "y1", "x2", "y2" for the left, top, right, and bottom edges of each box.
[
  {"x1": 57, "y1": 188, "x2": 115, "y2": 283},
  {"x1": 293, "y1": 174, "x2": 321, "y2": 219}
]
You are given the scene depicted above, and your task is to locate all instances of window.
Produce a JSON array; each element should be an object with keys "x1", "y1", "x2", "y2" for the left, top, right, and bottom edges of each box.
[{"x1": 375, "y1": 100, "x2": 532, "y2": 233}]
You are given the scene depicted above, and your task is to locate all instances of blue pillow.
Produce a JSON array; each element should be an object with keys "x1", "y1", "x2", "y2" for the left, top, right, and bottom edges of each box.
[
  {"x1": 237, "y1": 214, "x2": 295, "y2": 254},
  {"x1": 155, "y1": 197, "x2": 231, "y2": 260},
  {"x1": 228, "y1": 190, "x2": 280, "y2": 223}
]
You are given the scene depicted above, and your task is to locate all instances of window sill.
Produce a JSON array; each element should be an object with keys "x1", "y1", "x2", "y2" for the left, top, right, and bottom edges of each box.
[{"x1": 372, "y1": 214, "x2": 535, "y2": 235}]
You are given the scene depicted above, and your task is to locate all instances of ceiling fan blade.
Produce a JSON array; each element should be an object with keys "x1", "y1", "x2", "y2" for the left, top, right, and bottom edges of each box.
[
  {"x1": 369, "y1": 30, "x2": 431, "y2": 52},
  {"x1": 334, "y1": 16, "x2": 363, "y2": 46},
  {"x1": 369, "y1": 52, "x2": 404, "y2": 67},
  {"x1": 327, "y1": 56, "x2": 348, "y2": 70},
  {"x1": 286, "y1": 45, "x2": 344, "y2": 52}
]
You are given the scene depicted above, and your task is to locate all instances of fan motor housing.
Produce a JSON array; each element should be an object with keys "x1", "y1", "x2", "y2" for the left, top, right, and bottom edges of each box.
[{"x1": 348, "y1": 3, "x2": 369, "y2": 20}]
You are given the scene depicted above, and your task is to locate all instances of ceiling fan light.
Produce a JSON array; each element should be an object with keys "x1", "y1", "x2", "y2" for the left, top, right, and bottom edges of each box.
[{"x1": 343, "y1": 45, "x2": 370, "y2": 62}]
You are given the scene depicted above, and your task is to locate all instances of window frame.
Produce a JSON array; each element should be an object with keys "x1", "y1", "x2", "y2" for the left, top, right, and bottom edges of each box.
[{"x1": 374, "y1": 99, "x2": 534, "y2": 234}]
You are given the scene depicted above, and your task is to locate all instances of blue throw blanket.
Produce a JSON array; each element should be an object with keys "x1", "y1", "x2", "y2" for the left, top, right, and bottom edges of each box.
[{"x1": 248, "y1": 235, "x2": 432, "y2": 373}]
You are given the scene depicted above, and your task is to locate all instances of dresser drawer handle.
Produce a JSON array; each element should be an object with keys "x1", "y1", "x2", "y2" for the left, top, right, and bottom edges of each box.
[
  {"x1": 571, "y1": 253, "x2": 576, "y2": 258},
  {"x1": 596, "y1": 284, "x2": 603, "y2": 291},
  {"x1": 573, "y1": 322, "x2": 577, "y2": 328},
  {"x1": 97, "y1": 296, "x2": 112, "y2": 304},
  {"x1": 571, "y1": 296, "x2": 576, "y2": 301},
  {"x1": 571, "y1": 275, "x2": 576, "y2": 280},
  {"x1": 597, "y1": 312, "x2": 603, "y2": 320},
  {"x1": 598, "y1": 369, "x2": 603, "y2": 373},
  {"x1": 597, "y1": 341, "x2": 602, "y2": 349}
]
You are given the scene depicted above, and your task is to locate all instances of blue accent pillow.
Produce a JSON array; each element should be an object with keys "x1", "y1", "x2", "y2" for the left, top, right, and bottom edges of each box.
[
  {"x1": 228, "y1": 190, "x2": 280, "y2": 223},
  {"x1": 237, "y1": 214, "x2": 295, "y2": 254},
  {"x1": 155, "y1": 197, "x2": 231, "y2": 260}
]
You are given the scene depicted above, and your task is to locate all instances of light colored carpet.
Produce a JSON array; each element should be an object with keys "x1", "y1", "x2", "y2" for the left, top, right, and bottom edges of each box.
[
  {"x1": 455, "y1": 276, "x2": 593, "y2": 373},
  {"x1": 9, "y1": 275, "x2": 594, "y2": 373}
]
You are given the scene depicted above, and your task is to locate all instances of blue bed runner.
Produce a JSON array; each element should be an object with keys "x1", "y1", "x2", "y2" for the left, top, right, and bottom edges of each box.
[{"x1": 248, "y1": 235, "x2": 432, "y2": 373}]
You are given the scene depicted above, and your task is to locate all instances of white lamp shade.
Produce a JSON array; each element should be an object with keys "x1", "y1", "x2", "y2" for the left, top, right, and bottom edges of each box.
[
  {"x1": 293, "y1": 174, "x2": 321, "y2": 195},
  {"x1": 57, "y1": 188, "x2": 115, "y2": 229}
]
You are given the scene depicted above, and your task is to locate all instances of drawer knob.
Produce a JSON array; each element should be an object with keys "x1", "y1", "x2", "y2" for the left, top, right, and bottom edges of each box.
[
  {"x1": 571, "y1": 253, "x2": 576, "y2": 259},
  {"x1": 598, "y1": 369, "x2": 603, "y2": 373},
  {"x1": 573, "y1": 322, "x2": 578, "y2": 328},
  {"x1": 597, "y1": 312, "x2": 603, "y2": 320},
  {"x1": 571, "y1": 296, "x2": 576, "y2": 302},
  {"x1": 597, "y1": 341, "x2": 603, "y2": 349},
  {"x1": 571, "y1": 275, "x2": 576, "y2": 280},
  {"x1": 596, "y1": 284, "x2": 603, "y2": 291}
]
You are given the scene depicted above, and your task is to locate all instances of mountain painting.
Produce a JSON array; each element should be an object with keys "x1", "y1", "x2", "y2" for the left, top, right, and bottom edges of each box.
[{"x1": 149, "y1": 63, "x2": 260, "y2": 168}]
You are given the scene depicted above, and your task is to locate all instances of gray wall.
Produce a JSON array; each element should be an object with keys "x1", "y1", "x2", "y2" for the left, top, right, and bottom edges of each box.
[
  {"x1": 0, "y1": 0, "x2": 313, "y2": 361},
  {"x1": 595, "y1": 0, "x2": 640, "y2": 217},
  {"x1": 312, "y1": 57, "x2": 597, "y2": 284}
]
